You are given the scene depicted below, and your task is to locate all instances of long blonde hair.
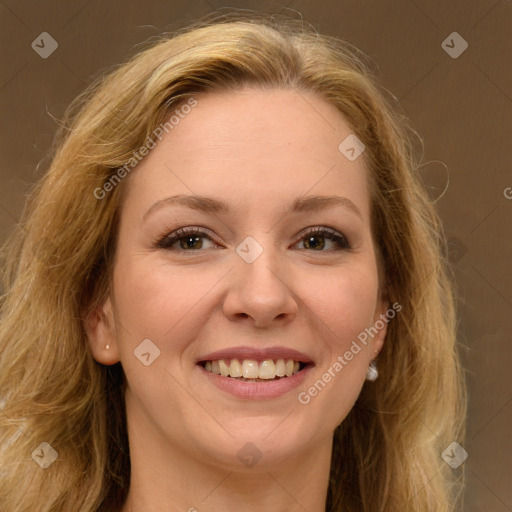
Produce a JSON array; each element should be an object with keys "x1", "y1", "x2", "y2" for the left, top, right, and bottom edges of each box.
[{"x1": 0, "y1": 12, "x2": 466, "y2": 511}]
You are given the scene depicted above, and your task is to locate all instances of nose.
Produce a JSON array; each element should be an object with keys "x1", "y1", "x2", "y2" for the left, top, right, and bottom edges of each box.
[{"x1": 222, "y1": 246, "x2": 298, "y2": 328}]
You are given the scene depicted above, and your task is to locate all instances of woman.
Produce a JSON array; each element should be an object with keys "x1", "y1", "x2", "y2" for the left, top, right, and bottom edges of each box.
[{"x1": 0, "y1": 12, "x2": 466, "y2": 512}]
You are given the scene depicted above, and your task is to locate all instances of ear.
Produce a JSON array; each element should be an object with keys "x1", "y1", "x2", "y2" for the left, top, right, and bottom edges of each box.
[
  {"x1": 84, "y1": 296, "x2": 120, "y2": 365},
  {"x1": 370, "y1": 295, "x2": 391, "y2": 359}
]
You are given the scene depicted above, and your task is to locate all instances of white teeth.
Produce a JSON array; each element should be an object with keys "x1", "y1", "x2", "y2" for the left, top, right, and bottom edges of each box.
[
  {"x1": 219, "y1": 360, "x2": 230, "y2": 377},
  {"x1": 242, "y1": 360, "x2": 259, "y2": 379},
  {"x1": 211, "y1": 360, "x2": 220, "y2": 375},
  {"x1": 202, "y1": 358, "x2": 305, "y2": 379},
  {"x1": 259, "y1": 360, "x2": 276, "y2": 379},
  {"x1": 229, "y1": 359, "x2": 242, "y2": 377},
  {"x1": 275, "y1": 358, "x2": 286, "y2": 377}
]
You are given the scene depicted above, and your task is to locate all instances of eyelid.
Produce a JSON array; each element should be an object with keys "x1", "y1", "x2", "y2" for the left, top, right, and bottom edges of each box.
[
  {"x1": 156, "y1": 226, "x2": 220, "y2": 249},
  {"x1": 292, "y1": 226, "x2": 351, "y2": 250}
]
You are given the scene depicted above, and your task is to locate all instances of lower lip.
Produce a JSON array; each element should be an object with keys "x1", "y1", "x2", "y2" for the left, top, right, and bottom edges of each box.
[{"x1": 198, "y1": 364, "x2": 313, "y2": 400}]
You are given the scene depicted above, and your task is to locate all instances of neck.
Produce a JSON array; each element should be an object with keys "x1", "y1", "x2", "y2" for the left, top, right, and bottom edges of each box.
[{"x1": 120, "y1": 420, "x2": 333, "y2": 512}]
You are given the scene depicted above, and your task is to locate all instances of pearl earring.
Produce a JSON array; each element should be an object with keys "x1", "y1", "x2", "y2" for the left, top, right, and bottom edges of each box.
[{"x1": 365, "y1": 360, "x2": 378, "y2": 381}]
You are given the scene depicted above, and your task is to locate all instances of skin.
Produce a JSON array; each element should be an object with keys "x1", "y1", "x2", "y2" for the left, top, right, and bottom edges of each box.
[{"x1": 86, "y1": 88, "x2": 389, "y2": 512}]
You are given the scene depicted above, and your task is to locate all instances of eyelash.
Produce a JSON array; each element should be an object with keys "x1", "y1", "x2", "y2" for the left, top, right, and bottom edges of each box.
[{"x1": 155, "y1": 226, "x2": 351, "y2": 252}]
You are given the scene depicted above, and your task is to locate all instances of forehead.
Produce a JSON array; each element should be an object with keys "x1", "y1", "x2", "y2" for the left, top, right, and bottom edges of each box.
[{"x1": 122, "y1": 88, "x2": 371, "y2": 222}]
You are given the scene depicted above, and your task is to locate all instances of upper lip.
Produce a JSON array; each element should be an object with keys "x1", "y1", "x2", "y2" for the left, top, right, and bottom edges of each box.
[{"x1": 196, "y1": 346, "x2": 314, "y2": 364}]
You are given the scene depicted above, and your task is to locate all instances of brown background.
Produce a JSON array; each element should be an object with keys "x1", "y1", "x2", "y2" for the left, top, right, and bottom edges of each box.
[{"x1": 0, "y1": 1, "x2": 510, "y2": 510}]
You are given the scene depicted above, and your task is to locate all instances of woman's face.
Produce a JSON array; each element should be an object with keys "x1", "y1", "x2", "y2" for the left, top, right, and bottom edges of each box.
[{"x1": 87, "y1": 88, "x2": 389, "y2": 471}]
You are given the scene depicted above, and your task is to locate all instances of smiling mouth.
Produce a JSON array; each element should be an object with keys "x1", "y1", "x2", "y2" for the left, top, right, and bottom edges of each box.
[{"x1": 198, "y1": 358, "x2": 310, "y2": 382}]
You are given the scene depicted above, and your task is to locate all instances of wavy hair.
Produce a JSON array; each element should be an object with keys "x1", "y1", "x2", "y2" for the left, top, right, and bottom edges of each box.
[{"x1": 0, "y1": 12, "x2": 466, "y2": 512}]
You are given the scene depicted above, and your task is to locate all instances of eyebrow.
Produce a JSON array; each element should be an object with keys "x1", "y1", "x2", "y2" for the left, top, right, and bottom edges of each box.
[{"x1": 143, "y1": 194, "x2": 363, "y2": 221}]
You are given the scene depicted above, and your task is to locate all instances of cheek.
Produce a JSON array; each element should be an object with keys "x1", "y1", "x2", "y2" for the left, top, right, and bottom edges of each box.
[
  {"x1": 112, "y1": 256, "x2": 220, "y2": 351},
  {"x1": 303, "y1": 262, "x2": 379, "y2": 355},
  {"x1": 296, "y1": 266, "x2": 378, "y2": 427}
]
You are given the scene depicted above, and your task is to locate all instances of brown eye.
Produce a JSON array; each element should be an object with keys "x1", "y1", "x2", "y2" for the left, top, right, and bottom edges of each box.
[
  {"x1": 294, "y1": 227, "x2": 351, "y2": 251},
  {"x1": 157, "y1": 227, "x2": 217, "y2": 250}
]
